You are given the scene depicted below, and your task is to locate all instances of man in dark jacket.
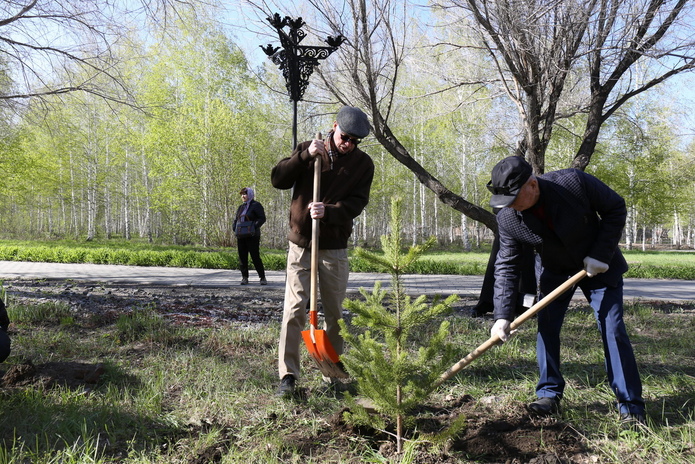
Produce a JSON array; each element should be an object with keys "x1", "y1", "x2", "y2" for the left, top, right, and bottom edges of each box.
[
  {"x1": 487, "y1": 156, "x2": 645, "y2": 424},
  {"x1": 271, "y1": 106, "x2": 374, "y2": 397}
]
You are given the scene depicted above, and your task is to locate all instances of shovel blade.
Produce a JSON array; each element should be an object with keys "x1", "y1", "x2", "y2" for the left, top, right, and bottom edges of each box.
[
  {"x1": 314, "y1": 329, "x2": 340, "y2": 363},
  {"x1": 301, "y1": 329, "x2": 323, "y2": 363},
  {"x1": 301, "y1": 328, "x2": 349, "y2": 379}
]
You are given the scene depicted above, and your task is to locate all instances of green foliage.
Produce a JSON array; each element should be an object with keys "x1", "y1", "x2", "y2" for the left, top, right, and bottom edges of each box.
[
  {"x1": 0, "y1": 244, "x2": 248, "y2": 270},
  {"x1": 626, "y1": 264, "x2": 695, "y2": 280},
  {"x1": 259, "y1": 252, "x2": 287, "y2": 272},
  {"x1": 622, "y1": 250, "x2": 695, "y2": 280},
  {"x1": 340, "y1": 197, "x2": 460, "y2": 451},
  {"x1": 408, "y1": 258, "x2": 485, "y2": 275},
  {"x1": 0, "y1": 2, "x2": 691, "y2": 252},
  {"x1": 2, "y1": 5, "x2": 286, "y2": 247},
  {"x1": 350, "y1": 248, "x2": 493, "y2": 275},
  {"x1": 350, "y1": 254, "x2": 478, "y2": 275}
]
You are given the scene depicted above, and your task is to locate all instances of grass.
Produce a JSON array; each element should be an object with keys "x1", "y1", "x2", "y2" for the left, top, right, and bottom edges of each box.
[
  {"x1": 0, "y1": 239, "x2": 693, "y2": 279},
  {"x1": 0, "y1": 292, "x2": 693, "y2": 462},
  {"x1": 0, "y1": 234, "x2": 692, "y2": 461},
  {"x1": 622, "y1": 250, "x2": 695, "y2": 279}
]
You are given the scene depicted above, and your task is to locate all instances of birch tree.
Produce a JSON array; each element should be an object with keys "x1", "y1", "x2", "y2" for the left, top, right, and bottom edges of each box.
[
  {"x1": 590, "y1": 99, "x2": 689, "y2": 250},
  {"x1": 140, "y1": 10, "x2": 280, "y2": 245}
]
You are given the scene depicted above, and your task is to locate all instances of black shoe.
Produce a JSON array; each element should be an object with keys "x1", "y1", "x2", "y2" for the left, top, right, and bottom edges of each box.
[
  {"x1": 620, "y1": 412, "x2": 646, "y2": 427},
  {"x1": 260, "y1": 278, "x2": 267, "y2": 285},
  {"x1": 276, "y1": 375, "x2": 295, "y2": 397},
  {"x1": 240, "y1": 277, "x2": 249, "y2": 285},
  {"x1": 528, "y1": 397, "x2": 560, "y2": 416}
]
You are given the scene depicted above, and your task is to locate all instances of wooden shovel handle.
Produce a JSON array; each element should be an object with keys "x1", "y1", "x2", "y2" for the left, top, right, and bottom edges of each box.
[
  {"x1": 309, "y1": 132, "x2": 322, "y2": 336},
  {"x1": 435, "y1": 269, "x2": 587, "y2": 387}
]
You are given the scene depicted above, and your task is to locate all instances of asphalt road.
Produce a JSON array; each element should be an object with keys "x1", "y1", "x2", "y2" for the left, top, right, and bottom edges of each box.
[{"x1": 0, "y1": 260, "x2": 693, "y2": 302}]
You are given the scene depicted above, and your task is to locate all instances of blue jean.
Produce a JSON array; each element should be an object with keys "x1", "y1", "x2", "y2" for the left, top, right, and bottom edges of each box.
[{"x1": 536, "y1": 276, "x2": 644, "y2": 415}]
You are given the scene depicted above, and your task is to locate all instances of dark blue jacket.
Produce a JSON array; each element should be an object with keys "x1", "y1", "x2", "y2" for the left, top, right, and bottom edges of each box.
[
  {"x1": 233, "y1": 200, "x2": 266, "y2": 238},
  {"x1": 493, "y1": 169, "x2": 628, "y2": 321}
]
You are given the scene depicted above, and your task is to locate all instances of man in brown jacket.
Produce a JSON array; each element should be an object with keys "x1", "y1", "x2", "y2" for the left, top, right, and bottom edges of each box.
[{"x1": 271, "y1": 106, "x2": 374, "y2": 397}]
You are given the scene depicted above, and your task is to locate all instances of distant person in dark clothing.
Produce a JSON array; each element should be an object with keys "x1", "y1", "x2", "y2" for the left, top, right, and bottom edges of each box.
[{"x1": 233, "y1": 187, "x2": 267, "y2": 286}]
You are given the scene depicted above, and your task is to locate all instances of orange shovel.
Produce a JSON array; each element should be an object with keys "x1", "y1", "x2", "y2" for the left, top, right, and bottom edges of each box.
[
  {"x1": 301, "y1": 132, "x2": 348, "y2": 379},
  {"x1": 433, "y1": 269, "x2": 587, "y2": 389}
]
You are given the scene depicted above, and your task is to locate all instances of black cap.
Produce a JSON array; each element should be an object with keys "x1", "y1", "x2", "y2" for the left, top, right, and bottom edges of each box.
[
  {"x1": 487, "y1": 156, "x2": 533, "y2": 208},
  {"x1": 336, "y1": 106, "x2": 370, "y2": 138}
]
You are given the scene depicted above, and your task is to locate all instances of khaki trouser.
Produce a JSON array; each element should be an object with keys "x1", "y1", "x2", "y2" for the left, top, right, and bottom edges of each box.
[{"x1": 278, "y1": 242, "x2": 349, "y2": 380}]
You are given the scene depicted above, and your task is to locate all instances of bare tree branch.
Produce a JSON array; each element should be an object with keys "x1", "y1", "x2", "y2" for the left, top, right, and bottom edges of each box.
[
  {"x1": 0, "y1": 0, "x2": 195, "y2": 108},
  {"x1": 245, "y1": 0, "x2": 497, "y2": 231},
  {"x1": 433, "y1": 0, "x2": 695, "y2": 173},
  {"x1": 574, "y1": 0, "x2": 695, "y2": 169}
]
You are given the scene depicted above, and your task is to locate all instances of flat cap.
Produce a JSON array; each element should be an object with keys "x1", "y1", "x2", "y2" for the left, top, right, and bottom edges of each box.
[
  {"x1": 487, "y1": 156, "x2": 533, "y2": 208},
  {"x1": 336, "y1": 106, "x2": 370, "y2": 138}
]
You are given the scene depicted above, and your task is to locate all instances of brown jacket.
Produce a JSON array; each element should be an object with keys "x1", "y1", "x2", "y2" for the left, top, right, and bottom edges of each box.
[{"x1": 271, "y1": 135, "x2": 374, "y2": 249}]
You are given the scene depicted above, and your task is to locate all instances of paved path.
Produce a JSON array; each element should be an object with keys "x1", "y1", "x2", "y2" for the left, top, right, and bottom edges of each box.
[{"x1": 0, "y1": 261, "x2": 692, "y2": 302}]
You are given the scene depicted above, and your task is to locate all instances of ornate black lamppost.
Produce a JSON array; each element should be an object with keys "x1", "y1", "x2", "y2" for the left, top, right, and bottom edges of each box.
[{"x1": 261, "y1": 13, "x2": 343, "y2": 148}]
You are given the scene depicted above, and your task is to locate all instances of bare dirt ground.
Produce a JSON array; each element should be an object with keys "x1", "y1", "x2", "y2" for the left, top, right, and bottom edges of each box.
[{"x1": 0, "y1": 278, "x2": 673, "y2": 463}]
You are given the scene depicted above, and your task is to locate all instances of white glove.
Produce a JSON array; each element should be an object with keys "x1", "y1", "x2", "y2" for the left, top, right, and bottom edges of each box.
[
  {"x1": 583, "y1": 256, "x2": 609, "y2": 277},
  {"x1": 491, "y1": 319, "x2": 513, "y2": 343}
]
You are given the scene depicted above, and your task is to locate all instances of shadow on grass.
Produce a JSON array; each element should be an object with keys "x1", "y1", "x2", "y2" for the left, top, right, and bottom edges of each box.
[{"x1": 0, "y1": 360, "x2": 196, "y2": 459}]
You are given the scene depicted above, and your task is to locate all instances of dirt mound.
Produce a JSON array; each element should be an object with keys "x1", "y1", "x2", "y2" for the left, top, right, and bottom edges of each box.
[
  {"x1": 449, "y1": 406, "x2": 585, "y2": 463},
  {"x1": 2, "y1": 360, "x2": 106, "y2": 390},
  {"x1": 277, "y1": 394, "x2": 590, "y2": 464}
]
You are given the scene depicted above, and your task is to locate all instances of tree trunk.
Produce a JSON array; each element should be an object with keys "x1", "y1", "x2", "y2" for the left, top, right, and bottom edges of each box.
[
  {"x1": 124, "y1": 150, "x2": 131, "y2": 240},
  {"x1": 70, "y1": 152, "x2": 78, "y2": 237},
  {"x1": 86, "y1": 159, "x2": 97, "y2": 241},
  {"x1": 641, "y1": 225, "x2": 646, "y2": 251},
  {"x1": 672, "y1": 210, "x2": 681, "y2": 249},
  {"x1": 141, "y1": 146, "x2": 153, "y2": 243},
  {"x1": 625, "y1": 205, "x2": 635, "y2": 250}
]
